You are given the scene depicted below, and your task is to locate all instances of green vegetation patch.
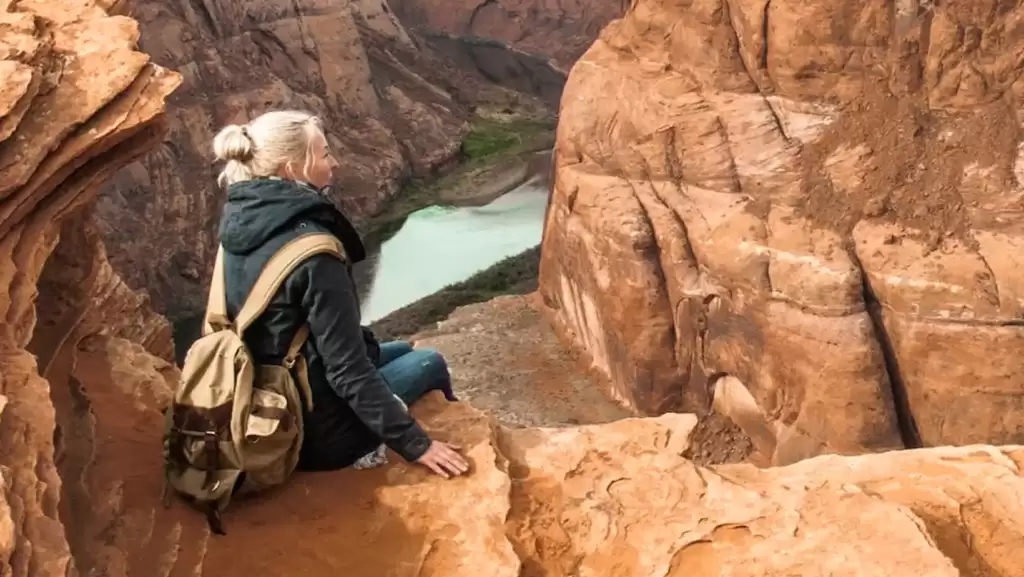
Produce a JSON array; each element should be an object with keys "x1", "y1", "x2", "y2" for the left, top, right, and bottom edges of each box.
[{"x1": 461, "y1": 117, "x2": 552, "y2": 160}]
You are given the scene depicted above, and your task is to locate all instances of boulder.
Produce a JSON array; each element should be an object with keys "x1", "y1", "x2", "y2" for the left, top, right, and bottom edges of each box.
[
  {"x1": 502, "y1": 409, "x2": 1024, "y2": 577},
  {"x1": 539, "y1": 0, "x2": 1024, "y2": 462}
]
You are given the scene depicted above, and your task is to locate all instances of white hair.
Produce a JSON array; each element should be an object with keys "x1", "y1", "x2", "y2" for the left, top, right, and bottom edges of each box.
[{"x1": 212, "y1": 110, "x2": 324, "y2": 188}]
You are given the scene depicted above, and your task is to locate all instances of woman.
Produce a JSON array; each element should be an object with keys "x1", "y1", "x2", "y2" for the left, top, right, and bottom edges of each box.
[{"x1": 211, "y1": 109, "x2": 468, "y2": 478}]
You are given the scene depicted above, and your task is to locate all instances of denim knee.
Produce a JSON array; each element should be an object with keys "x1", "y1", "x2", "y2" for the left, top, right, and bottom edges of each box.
[
  {"x1": 417, "y1": 348, "x2": 450, "y2": 385},
  {"x1": 418, "y1": 348, "x2": 458, "y2": 401}
]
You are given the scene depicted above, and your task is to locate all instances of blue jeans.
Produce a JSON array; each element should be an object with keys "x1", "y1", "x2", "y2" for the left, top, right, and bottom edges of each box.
[{"x1": 377, "y1": 341, "x2": 457, "y2": 405}]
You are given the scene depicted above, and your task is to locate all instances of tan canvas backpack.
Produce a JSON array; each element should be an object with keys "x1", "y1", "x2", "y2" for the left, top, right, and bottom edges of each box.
[{"x1": 161, "y1": 233, "x2": 345, "y2": 535}]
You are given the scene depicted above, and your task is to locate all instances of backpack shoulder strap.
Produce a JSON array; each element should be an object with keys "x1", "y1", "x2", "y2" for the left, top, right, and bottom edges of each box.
[
  {"x1": 202, "y1": 246, "x2": 231, "y2": 336},
  {"x1": 234, "y1": 233, "x2": 347, "y2": 335}
]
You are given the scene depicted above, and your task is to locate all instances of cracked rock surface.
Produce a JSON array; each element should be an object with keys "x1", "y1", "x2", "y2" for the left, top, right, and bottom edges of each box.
[
  {"x1": 203, "y1": 393, "x2": 1024, "y2": 576},
  {"x1": 539, "y1": 0, "x2": 1024, "y2": 462}
]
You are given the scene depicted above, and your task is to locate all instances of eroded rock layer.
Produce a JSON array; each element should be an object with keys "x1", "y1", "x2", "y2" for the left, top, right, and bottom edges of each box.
[
  {"x1": 539, "y1": 0, "x2": 1024, "y2": 462},
  {"x1": 0, "y1": 0, "x2": 181, "y2": 574},
  {"x1": 390, "y1": 0, "x2": 623, "y2": 69}
]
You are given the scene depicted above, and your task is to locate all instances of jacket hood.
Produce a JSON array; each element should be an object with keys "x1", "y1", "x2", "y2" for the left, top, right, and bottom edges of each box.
[{"x1": 218, "y1": 178, "x2": 366, "y2": 262}]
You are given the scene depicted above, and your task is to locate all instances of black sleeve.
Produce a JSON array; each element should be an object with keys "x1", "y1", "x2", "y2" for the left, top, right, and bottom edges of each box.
[
  {"x1": 361, "y1": 326, "x2": 381, "y2": 366},
  {"x1": 295, "y1": 254, "x2": 432, "y2": 462}
]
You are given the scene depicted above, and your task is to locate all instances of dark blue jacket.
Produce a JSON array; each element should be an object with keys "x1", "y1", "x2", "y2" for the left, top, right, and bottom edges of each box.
[{"x1": 218, "y1": 177, "x2": 431, "y2": 470}]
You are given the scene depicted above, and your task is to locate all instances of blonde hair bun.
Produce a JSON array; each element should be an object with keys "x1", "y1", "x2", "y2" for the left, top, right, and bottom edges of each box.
[
  {"x1": 212, "y1": 110, "x2": 323, "y2": 188},
  {"x1": 212, "y1": 124, "x2": 254, "y2": 162}
]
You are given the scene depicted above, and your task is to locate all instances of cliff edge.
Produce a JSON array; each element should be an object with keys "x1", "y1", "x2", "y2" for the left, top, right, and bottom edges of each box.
[{"x1": 201, "y1": 391, "x2": 1024, "y2": 577}]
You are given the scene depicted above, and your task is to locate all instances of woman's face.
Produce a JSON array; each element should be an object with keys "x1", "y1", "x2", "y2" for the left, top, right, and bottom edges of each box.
[{"x1": 300, "y1": 130, "x2": 338, "y2": 189}]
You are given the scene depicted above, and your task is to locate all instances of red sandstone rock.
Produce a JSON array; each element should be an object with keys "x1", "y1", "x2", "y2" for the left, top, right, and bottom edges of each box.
[
  {"x1": 10, "y1": 0, "x2": 1024, "y2": 574},
  {"x1": 111, "y1": 391, "x2": 1024, "y2": 577},
  {"x1": 539, "y1": 0, "x2": 1024, "y2": 461}
]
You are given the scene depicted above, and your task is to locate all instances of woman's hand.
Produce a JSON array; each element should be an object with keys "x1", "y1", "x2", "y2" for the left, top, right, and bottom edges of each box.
[{"x1": 415, "y1": 441, "x2": 470, "y2": 478}]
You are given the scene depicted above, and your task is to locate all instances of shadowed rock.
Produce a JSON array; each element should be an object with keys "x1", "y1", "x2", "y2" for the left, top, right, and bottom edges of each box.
[{"x1": 389, "y1": 0, "x2": 624, "y2": 69}]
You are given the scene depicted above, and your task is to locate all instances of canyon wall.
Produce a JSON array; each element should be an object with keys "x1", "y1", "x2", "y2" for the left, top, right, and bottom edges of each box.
[
  {"x1": 8, "y1": 0, "x2": 1024, "y2": 574},
  {"x1": 97, "y1": 0, "x2": 539, "y2": 318},
  {"x1": 422, "y1": 33, "x2": 568, "y2": 108},
  {"x1": 0, "y1": 0, "x2": 198, "y2": 574},
  {"x1": 540, "y1": 0, "x2": 1024, "y2": 463},
  {"x1": 3, "y1": 3, "x2": 1024, "y2": 571},
  {"x1": 388, "y1": 0, "x2": 622, "y2": 68}
]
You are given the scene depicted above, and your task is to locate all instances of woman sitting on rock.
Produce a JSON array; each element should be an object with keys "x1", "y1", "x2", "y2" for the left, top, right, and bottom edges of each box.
[{"x1": 211, "y1": 109, "x2": 468, "y2": 478}]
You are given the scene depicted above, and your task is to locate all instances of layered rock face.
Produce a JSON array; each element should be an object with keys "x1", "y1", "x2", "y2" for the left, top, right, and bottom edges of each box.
[
  {"x1": 422, "y1": 34, "x2": 568, "y2": 108},
  {"x1": 0, "y1": 0, "x2": 186, "y2": 574},
  {"x1": 96, "y1": 0, "x2": 511, "y2": 317},
  {"x1": 389, "y1": 0, "x2": 622, "y2": 68},
  {"x1": 539, "y1": 0, "x2": 1024, "y2": 462}
]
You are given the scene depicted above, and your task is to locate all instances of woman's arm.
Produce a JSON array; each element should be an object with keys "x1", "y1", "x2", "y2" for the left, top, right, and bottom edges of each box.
[{"x1": 293, "y1": 254, "x2": 432, "y2": 462}]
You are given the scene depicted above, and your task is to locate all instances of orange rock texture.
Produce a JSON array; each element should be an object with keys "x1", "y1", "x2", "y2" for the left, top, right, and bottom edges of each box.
[
  {"x1": 539, "y1": 0, "x2": 1024, "y2": 462},
  {"x1": 196, "y1": 393, "x2": 1024, "y2": 577},
  {"x1": 0, "y1": 0, "x2": 184, "y2": 573},
  {"x1": 8, "y1": 0, "x2": 1024, "y2": 575}
]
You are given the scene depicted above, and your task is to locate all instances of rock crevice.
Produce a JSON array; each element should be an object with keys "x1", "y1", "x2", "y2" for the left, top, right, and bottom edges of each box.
[{"x1": 854, "y1": 249, "x2": 924, "y2": 450}]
